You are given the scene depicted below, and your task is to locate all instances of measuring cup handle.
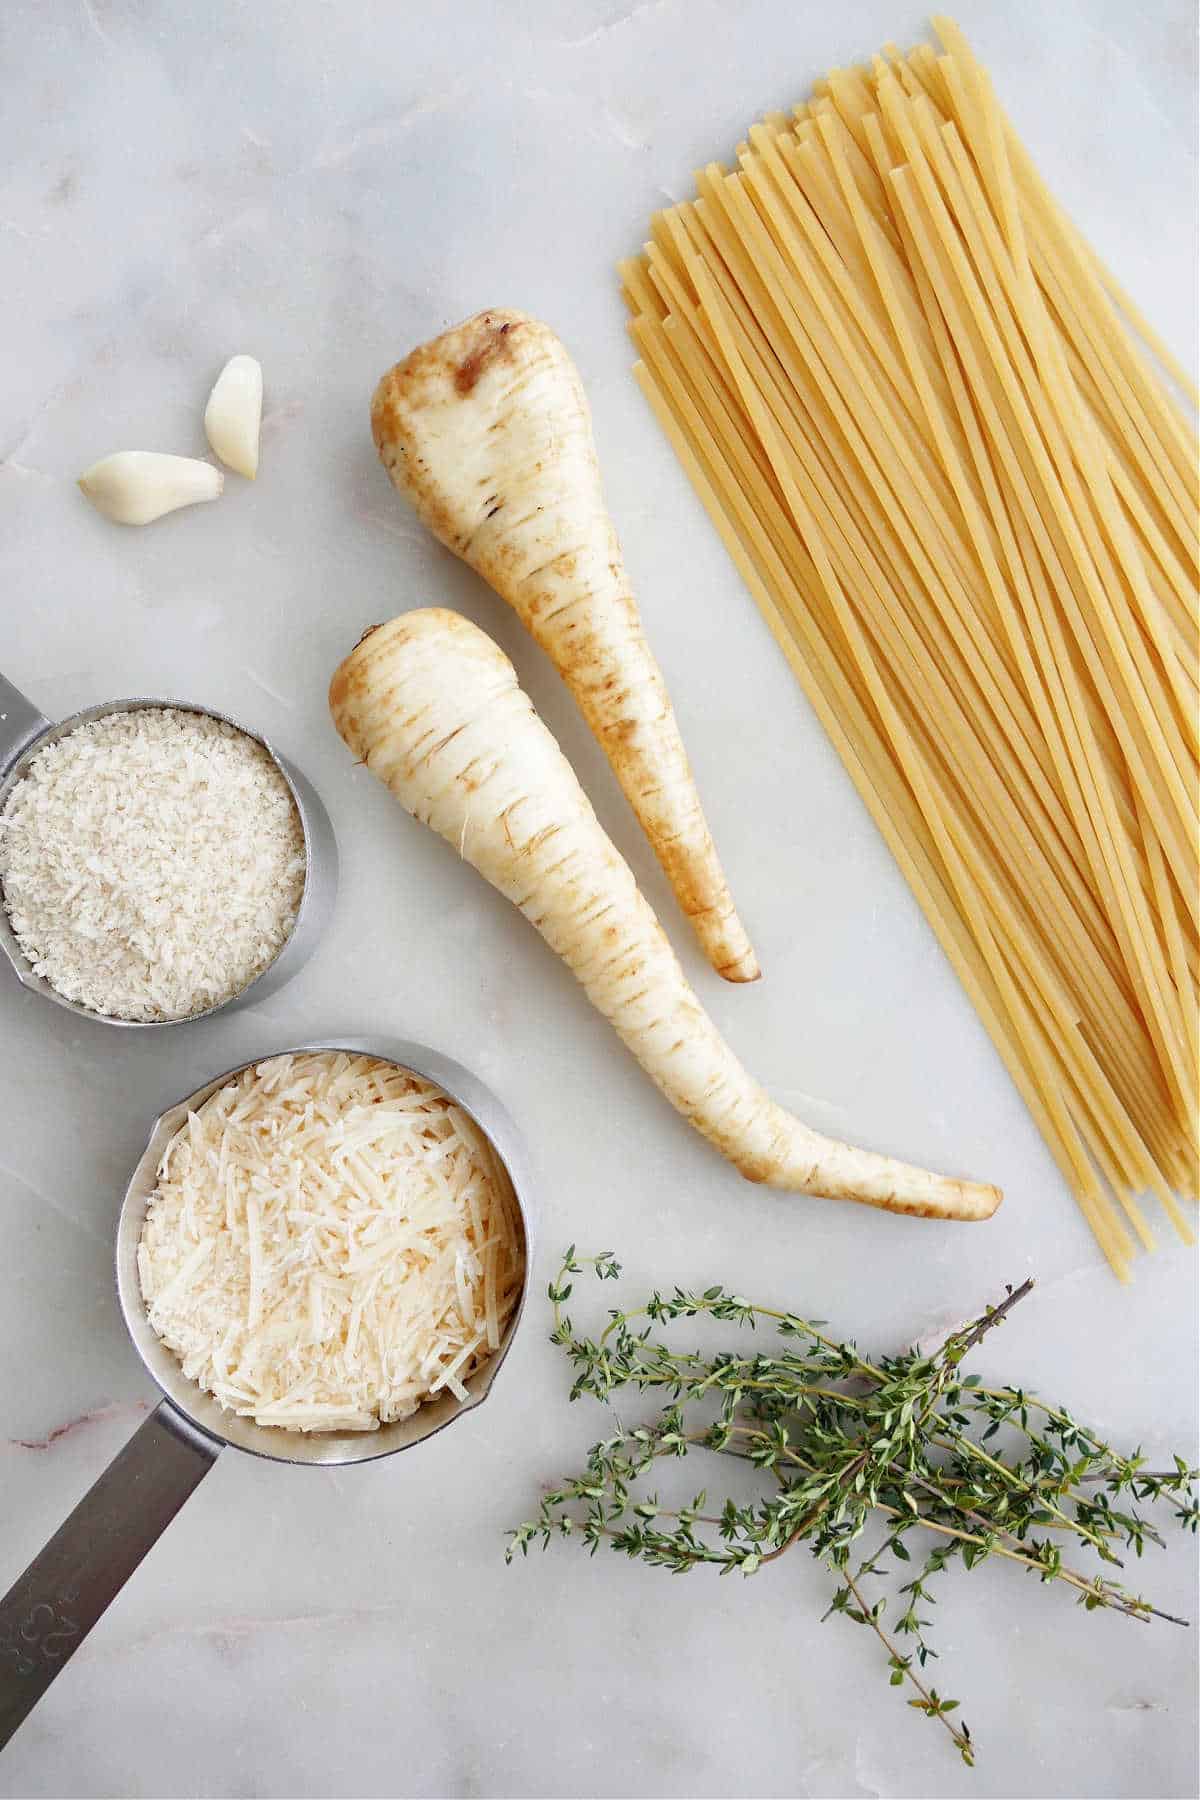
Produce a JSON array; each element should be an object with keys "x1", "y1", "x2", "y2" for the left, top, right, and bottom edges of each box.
[
  {"x1": 0, "y1": 1400, "x2": 220, "y2": 1748},
  {"x1": 0, "y1": 675, "x2": 51, "y2": 781}
]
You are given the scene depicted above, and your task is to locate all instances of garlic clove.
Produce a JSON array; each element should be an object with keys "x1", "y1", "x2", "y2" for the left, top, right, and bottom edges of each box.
[
  {"x1": 77, "y1": 452, "x2": 224, "y2": 526},
  {"x1": 204, "y1": 354, "x2": 263, "y2": 479}
]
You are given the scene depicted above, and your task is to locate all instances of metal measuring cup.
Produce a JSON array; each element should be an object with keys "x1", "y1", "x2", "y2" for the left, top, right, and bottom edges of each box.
[
  {"x1": 0, "y1": 673, "x2": 338, "y2": 1026},
  {"x1": 0, "y1": 1036, "x2": 534, "y2": 1747}
]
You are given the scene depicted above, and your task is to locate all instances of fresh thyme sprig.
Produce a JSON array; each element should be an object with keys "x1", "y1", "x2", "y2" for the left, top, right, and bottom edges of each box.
[{"x1": 508, "y1": 1250, "x2": 1198, "y2": 1768}]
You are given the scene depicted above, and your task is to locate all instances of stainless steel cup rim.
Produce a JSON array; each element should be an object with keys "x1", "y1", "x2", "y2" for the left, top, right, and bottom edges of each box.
[
  {"x1": 0, "y1": 691, "x2": 337, "y2": 1029},
  {"x1": 116, "y1": 1036, "x2": 535, "y2": 1466}
]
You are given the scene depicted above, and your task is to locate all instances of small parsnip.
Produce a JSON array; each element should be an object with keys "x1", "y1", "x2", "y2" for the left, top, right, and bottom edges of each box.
[
  {"x1": 330, "y1": 609, "x2": 1001, "y2": 1221},
  {"x1": 371, "y1": 310, "x2": 759, "y2": 984}
]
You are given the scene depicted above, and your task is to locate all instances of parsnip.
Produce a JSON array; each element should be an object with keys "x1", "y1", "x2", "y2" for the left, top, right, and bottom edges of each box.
[
  {"x1": 330, "y1": 610, "x2": 1001, "y2": 1221},
  {"x1": 370, "y1": 309, "x2": 760, "y2": 984}
]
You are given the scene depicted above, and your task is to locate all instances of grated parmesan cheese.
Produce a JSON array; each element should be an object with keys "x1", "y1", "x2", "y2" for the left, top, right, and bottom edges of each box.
[
  {"x1": 137, "y1": 1052, "x2": 525, "y2": 1432},
  {"x1": 0, "y1": 707, "x2": 306, "y2": 1021}
]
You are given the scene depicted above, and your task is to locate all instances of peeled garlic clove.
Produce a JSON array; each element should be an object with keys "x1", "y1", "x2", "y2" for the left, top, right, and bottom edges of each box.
[
  {"x1": 77, "y1": 452, "x2": 224, "y2": 525},
  {"x1": 204, "y1": 354, "x2": 263, "y2": 479}
]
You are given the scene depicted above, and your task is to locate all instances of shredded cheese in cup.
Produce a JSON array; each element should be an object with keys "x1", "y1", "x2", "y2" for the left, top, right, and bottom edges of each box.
[{"x1": 137, "y1": 1052, "x2": 525, "y2": 1431}]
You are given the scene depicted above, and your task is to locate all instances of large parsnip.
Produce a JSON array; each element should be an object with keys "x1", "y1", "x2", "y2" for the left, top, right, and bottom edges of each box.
[
  {"x1": 330, "y1": 610, "x2": 1001, "y2": 1222},
  {"x1": 370, "y1": 309, "x2": 759, "y2": 984}
]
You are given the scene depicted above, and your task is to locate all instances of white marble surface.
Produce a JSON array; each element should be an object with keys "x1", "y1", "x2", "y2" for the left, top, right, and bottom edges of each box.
[{"x1": 1, "y1": 2, "x2": 1196, "y2": 1796}]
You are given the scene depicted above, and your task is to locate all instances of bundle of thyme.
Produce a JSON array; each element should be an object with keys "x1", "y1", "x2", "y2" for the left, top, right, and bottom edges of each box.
[{"x1": 508, "y1": 1251, "x2": 1198, "y2": 1767}]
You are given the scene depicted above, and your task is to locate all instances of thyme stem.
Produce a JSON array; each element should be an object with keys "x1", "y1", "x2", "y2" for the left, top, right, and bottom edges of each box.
[{"x1": 841, "y1": 1567, "x2": 974, "y2": 1764}]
